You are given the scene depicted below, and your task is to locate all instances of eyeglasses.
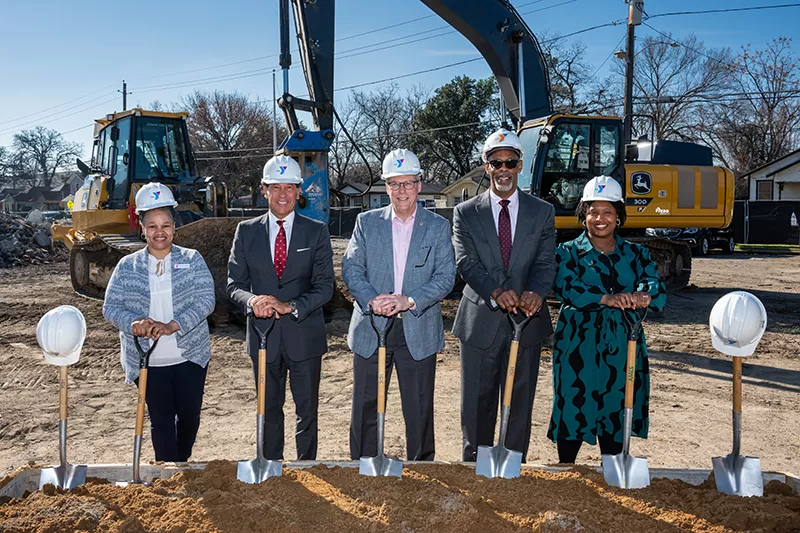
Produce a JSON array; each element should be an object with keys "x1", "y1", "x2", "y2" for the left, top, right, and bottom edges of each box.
[
  {"x1": 488, "y1": 159, "x2": 520, "y2": 170},
  {"x1": 386, "y1": 180, "x2": 420, "y2": 191}
]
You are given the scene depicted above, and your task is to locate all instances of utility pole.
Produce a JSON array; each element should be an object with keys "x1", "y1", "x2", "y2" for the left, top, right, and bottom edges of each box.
[
  {"x1": 623, "y1": 1, "x2": 643, "y2": 143},
  {"x1": 273, "y1": 69, "x2": 278, "y2": 155},
  {"x1": 118, "y1": 80, "x2": 128, "y2": 111}
]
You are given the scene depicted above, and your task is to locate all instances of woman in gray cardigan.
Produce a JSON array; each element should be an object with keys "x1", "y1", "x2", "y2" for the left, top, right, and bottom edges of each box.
[{"x1": 103, "y1": 183, "x2": 215, "y2": 462}]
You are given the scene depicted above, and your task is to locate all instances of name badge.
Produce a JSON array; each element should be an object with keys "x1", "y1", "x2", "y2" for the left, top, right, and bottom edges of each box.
[{"x1": 174, "y1": 263, "x2": 190, "y2": 270}]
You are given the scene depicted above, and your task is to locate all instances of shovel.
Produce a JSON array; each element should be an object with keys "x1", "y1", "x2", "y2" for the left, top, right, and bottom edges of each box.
[
  {"x1": 39, "y1": 365, "x2": 87, "y2": 490},
  {"x1": 359, "y1": 312, "x2": 402, "y2": 478},
  {"x1": 476, "y1": 312, "x2": 532, "y2": 479},
  {"x1": 117, "y1": 337, "x2": 159, "y2": 486},
  {"x1": 602, "y1": 307, "x2": 650, "y2": 489},
  {"x1": 712, "y1": 356, "x2": 763, "y2": 497},
  {"x1": 238, "y1": 312, "x2": 282, "y2": 483}
]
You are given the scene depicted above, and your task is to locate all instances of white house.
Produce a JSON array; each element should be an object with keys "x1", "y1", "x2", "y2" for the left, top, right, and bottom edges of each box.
[
  {"x1": 337, "y1": 180, "x2": 446, "y2": 209},
  {"x1": 439, "y1": 167, "x2": 486, "y2": 207},
  {"x1": 745, "y1": 148, "x2": 800, "y2": 201}
]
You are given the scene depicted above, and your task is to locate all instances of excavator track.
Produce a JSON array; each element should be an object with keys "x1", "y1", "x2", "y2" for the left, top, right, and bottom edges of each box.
[
  {"x1": 629, "y1": 236, "x2": 692, "y2": 291},
  {"x1": 69, "y1": 234, "x2": 145, "y2": 299}
]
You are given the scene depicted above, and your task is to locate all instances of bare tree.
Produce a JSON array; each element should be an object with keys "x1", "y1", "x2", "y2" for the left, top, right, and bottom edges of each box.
[
  {"x1": 179, "y1": 90, "x2": 286, "y2": 200},
  {"x1": 697, "y1": 38, "x2": 800, "y2": 188},
  {"x1": 11, "y1": 127, "x2": 82, "y2": 188}
]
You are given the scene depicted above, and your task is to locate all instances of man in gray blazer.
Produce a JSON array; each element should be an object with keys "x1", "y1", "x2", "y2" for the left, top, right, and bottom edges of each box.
[
  {"x1": 227, "y1": 154, "x2": 334, "y2": 460},
  {"x1": 453, "y1": 128, "x2": 556, "y2": 462},
  {"x1": 343, "y1": 149, "x2": 456, "y2": 461}
]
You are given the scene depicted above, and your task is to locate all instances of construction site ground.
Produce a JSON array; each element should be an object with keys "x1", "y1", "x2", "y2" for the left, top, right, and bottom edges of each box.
[{"x1": 0, "y1": 242, "x2": 799, "y2": 532}]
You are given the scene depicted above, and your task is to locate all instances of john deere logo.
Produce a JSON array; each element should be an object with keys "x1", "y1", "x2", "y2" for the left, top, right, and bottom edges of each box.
[
  {"x1": 396, "y1": 159, "x2": 404, "y2": 168},
  {"x1": 631, "y1": 172, "x2": 652, "y2": 195}
]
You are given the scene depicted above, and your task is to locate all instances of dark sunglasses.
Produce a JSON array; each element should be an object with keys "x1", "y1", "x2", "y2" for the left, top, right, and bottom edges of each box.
[{"x1": 488, "y1": 159, "x2": 520, "y2": 170}]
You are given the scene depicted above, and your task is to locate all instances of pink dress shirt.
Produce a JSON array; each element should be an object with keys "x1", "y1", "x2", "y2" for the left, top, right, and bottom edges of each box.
[{"x1": 392, "y1": 207, "x2": 416, "y2": 296}]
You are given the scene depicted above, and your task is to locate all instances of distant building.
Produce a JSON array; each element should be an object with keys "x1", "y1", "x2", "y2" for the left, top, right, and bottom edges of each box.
[
  {"x1": 744, "y1": 148, "x2": 800, "y2": 201},
  {"x1": 337, "y1": 179, "x2": 445, "y2": 210},
  {"x1": 439, "y1": 167, "x2": 486, "y2": 207}
]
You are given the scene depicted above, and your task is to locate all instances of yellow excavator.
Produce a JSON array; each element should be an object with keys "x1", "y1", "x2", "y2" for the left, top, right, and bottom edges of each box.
[{"x1": 52, "y1": 108, "x2": 239, "y2": 305}]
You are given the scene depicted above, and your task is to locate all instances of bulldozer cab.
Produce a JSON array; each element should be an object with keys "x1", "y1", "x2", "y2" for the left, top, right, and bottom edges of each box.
[
  {"x1": 89, "y1": 109, "x2": 197, "y2": 211},
  {"x1": 518, "y1": 115, "x2": 624, "y2": 217}
]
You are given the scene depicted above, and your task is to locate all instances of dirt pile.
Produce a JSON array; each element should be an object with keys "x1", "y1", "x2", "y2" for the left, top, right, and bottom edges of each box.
[
  {"x1": 0, "y1": 214, "x2": 67, "y2": 268},
  {"x1": 1, "y1": 462, "x2": 798, "y2": 533}
]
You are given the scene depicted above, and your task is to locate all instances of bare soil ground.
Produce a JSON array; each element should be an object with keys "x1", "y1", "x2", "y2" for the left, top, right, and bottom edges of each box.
[{"x1": 0, "y1": 244, "x2": 798, "y2": 479}]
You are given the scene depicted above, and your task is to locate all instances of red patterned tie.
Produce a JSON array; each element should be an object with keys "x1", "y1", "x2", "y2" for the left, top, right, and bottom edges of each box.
[
  {"x1": 274, "y1": 220, "x2": 287, "y2": 279},
  {"x1": 498, "y1": 199, "x2": 512, "y2": 271}
]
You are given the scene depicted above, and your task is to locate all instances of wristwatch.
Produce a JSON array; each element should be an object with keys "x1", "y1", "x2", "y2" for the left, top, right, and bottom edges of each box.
[
  {"x1": 407, "y1": 296, "x2": 415, "y2": 309},
  {"x1": 288, "y1": 300, "x2": 298, "y2": 318}
]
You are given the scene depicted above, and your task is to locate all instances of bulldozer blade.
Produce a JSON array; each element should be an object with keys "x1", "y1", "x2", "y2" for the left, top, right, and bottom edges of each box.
[
  {"x1": 712, "y1": 454, "x2": 763, "y2": 497},
  {"x1": 359, "y1": 455, "x2": 403, "y2": 478},
  {"x1": 237, "y1": 458, "x2": 283, "y2": 484},
  {"x1": 601, "y1": 453, "x2": 650, "y2": 489},
  {"x1": 476, "y1": 444, "x2": 522, "y2": 479},
  {"x1": 39, "y1": 463, "x2": 87, "y2": 491}
]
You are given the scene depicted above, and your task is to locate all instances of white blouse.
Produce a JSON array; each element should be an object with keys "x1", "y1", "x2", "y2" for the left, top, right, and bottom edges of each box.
[{"x1": 147, "y1": 253, "x2": 185, "y2": 367}]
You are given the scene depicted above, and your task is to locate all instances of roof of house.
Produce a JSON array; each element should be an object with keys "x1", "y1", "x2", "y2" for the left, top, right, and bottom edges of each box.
[
  {"x1": 14, "y1": 187, "x2": 65, "y2": 203},
  {"x1": 340, "y1": 179, "x2": 444, "y2": 195},
  {"x1": 742, "y1": 148, "x2": 800, "y2": 179}
]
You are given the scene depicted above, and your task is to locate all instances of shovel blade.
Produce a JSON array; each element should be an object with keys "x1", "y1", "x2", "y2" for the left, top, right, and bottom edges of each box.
[
  {"x1": 38, "y1": 464, "x2": 87, "y2": 490},
  {"x1": 476, "y1": 444, "x2": 523, "y2": 479},
  {"x1": 712, "y1": 454, "x2": 763, "y2": 497},
  {"x1": 359, "y1": 455, "x2": 403, "y2": 477},
  {"x1": 237, "y1": 458, "x2": 283, "y2": 484},
  {"x1": 602, "y1": 453, "x2": 650, "y2": 489}
]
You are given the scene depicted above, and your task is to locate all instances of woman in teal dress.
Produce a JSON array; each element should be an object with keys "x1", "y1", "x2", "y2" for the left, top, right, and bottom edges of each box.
[{"x1": 547, "y1": 176, "x2": 666, "y2": 463}]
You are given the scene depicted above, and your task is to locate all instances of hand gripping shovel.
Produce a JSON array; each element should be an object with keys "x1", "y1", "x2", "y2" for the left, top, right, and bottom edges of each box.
[
  {"x1": 238, "y1": 312, "x2": 282, "y2": 483},
  {"x1": 602, "y1": 308, "x2": 650, "y2": 489},
  {"x1": 359, "y1": 312, "x2": 402, "y2": 478},
  {"x1": 39, "y1": 365, "x2": 87, "y2": 490},
  {"x1": 117, "y1": 337, "x2": 159, "y2": 486},
  {"x1": 712, "y1": 356, "x2": 763, "y2": 497},
  {"x1": 476, "y1": 312, "x2": 532, "y2": 479}
]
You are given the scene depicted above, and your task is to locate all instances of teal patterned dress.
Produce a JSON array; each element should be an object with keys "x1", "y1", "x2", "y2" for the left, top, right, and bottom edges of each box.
[{"x1": 547, "y1": 232, "x2": 666, "y2": 445}]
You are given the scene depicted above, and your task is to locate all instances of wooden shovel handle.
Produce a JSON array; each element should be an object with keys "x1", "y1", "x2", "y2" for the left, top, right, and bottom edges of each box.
[
  {"x1": 624, "y1": 340, "x2": 636, "y2": 409},
  {"x1": 377, "y1": 346, "x2": 387, "y2": 414},
  {"x1": 502, "y1": 340, "x2": 520, "y2": 408},
  {"x1": 135, "y1": 368, "x2": 149, "y2": 436},
  {"x1": 732, "y1": 357, "x2": 742, "y2": 414},
  {"x1": 59, "y1": 366, "x2": 68, "y2": 421},
  {"x1": 257, "y1": 348, "x2": 267, "y2": 416}
]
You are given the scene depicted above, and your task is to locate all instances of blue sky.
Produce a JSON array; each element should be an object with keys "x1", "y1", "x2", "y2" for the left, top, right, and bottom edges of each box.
[{"x1": 1, "y1": 0, "x2": 798, "y2": 154}]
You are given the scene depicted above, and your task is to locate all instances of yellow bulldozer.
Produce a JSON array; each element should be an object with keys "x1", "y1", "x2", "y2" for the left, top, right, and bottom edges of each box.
[{"x1": 52, "y1": 108, "x2": 242, "y2": 308}]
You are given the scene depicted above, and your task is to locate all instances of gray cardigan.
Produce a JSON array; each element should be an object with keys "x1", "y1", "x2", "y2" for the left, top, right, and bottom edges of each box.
[{"x1": 103, "y1": 245, "x2": 215, "y2": 383}]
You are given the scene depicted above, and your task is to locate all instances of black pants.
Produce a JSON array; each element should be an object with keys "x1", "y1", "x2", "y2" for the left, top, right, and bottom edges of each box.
[
  {"x1": 141, "y1": 360, "x2": 207, "y2": 462},
  {"x1": 556, "y1": 435, "x2": 623, "y2": 463},
  {"x1": 251, "y1": 340, "x2": 321, "y2": 461},
  {"x1": 460, "y1": 321, "x2": 542, "y2": 462},
  {"x1": 350, "y1": 319, "x2": 436, "y2": 461}
]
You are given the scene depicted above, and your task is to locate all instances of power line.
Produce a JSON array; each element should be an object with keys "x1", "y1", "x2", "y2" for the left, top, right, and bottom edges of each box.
[
  {"x1": 0, "y1": 95, "x2": 120, "y2": 137},
  {"x1": 641, "y1": 22, "x2": 743, "y2": 74},
  {"x1": 0, "y1": 85, "x2": 117, "y2": 128},
  {"x1": 590, "y1": 31, "x2": 628, "y2": 78},
  {"x1": 646, "y1": 3, "x2": 800, "y2": 20}
]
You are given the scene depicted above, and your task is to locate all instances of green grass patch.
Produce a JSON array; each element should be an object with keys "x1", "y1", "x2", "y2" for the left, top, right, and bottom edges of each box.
[{"x1": 736, "y1": 243, "x2": 800, "y2": 252}]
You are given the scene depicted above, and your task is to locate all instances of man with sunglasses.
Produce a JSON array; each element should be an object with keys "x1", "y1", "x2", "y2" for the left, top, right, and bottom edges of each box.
[
  {"x1": 343, "y1": 148, "x2": 456, "y2": 462},
  {"x1": 453, "y1": 128, "x2": 557, "y2": 462}
]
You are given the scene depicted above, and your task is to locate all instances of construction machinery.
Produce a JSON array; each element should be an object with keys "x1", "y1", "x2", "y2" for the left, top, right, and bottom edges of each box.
[
  {"x1": 52, "y1": 109, "x2": 236, "y2": 300},
  {"x1": 279, "y1": 0, "x2": 735, "y2": 288}
]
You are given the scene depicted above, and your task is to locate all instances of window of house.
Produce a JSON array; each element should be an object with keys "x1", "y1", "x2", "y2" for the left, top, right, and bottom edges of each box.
[{"x1": 756, "y1": 180, "x2": 773, "y2": 200}]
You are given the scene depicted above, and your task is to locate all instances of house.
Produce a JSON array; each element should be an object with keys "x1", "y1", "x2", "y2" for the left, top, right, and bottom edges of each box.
[
  {"x1": 744, "y1": 148, "x2": 800, "y2": 201},
  {"x1": 0, "y1": 188, "x2": 24, "y2": 213},
  {"x1": 439, "y1": 167, "x2": 487, "y2": 207},
  {"x1": 337, "y1": 179, "x2": 446, "y2": 210},
  {"x1": 10, "y1": 187, "x2": 66, "y2": 213}
]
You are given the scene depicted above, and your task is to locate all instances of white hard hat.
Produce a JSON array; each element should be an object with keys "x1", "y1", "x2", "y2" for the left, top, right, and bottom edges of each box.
[
  {"x1": 482, "y1": 128, "x2": 524, "y2": 162},
  {"x1": 262, "y1": 155, "x2": 303, "y2": 185},
  {"x1": 134, "y1": 182, "x2": 178, "y2": 214},
  {"x1": 709, "y1": 291, "x2": 767, "y2": 357},
  {"x1": 382, "y1": 149, "x2": 423, "y2": 179},
  {"x1": 36, "y1": 306, "x2": 87, "y2": 366},
  {"x1": 581, "y1": 175, "x2": 624, "y2": 203}
]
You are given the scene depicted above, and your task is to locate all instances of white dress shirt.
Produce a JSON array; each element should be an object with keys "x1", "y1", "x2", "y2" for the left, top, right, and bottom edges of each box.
[
  {"x1": 489, "y1": 188, "x2": 519, "y2": 243},
  {"x1": 147, "y1": 253, "x2": 185, "y2": 367},
  {"x1": 268, "y1": 210, "x2": 295, "y2": 261}
]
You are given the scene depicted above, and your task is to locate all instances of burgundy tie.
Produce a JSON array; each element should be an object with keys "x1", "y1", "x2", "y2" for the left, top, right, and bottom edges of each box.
[
  {"x1": 274, "y1": 220, "x2": 287, "y2": 279},
  {"x1": 498, "y1": 199, "x2": 512, "y2": 271}
]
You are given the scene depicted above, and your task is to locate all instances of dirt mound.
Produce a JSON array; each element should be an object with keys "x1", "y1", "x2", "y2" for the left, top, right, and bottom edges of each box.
[
  {"x1": 0, "y1": 213, "x2": 67, "y2": 268},
  {"x1": 1, "y1": 463, "x2": 798, "y2": 532}
]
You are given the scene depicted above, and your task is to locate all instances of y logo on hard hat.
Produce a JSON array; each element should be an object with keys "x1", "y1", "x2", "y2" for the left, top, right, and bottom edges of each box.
[
  {"x1": 396, "y1": 159, "x2": 404, "y2": 168},
  {"x1": 596, "y1": 184, "x2": 606, "y2": 193},
  {"x1": 498, "y1": 133, "x2": 506, "y2": 142},
  {"x1": 152, "y1": 191, "x2": 161, "y2": 200},
  {"x1": 279, "y1": 166, "x2": 287, "y2": 175}
]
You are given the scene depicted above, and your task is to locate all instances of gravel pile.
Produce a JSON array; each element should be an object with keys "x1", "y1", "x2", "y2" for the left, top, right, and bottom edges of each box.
[{"x1": 0, "y1": 213, "x2": 68, "y2": 268}]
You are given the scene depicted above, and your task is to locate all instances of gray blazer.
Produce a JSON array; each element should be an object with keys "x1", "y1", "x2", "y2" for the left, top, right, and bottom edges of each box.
[
  {"x1": 103, "y1": 245, "x2": 215, "y2": 384},
  {"x1": 342, "y1": 206, "x2": 456, "y2": 360},
  {"x1": 227, "y1": 213, "x2": 334, "y2": 362},
  {"x1": 452, "y1": 189, "x2": 557, "y2": 349}
]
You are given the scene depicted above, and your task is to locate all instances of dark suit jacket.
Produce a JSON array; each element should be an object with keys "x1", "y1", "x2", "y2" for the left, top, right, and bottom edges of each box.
[
  {"x1": 452, "y1": 189, "x2": 556, "y2": 349},
  {"x1": 227, "y1": 213, "x2": 334, "y2": 362}
]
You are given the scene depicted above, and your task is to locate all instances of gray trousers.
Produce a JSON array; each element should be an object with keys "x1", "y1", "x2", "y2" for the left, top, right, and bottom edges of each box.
[{"x1": 460, "y1": 320, "x2": 542, "y2": 462}]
